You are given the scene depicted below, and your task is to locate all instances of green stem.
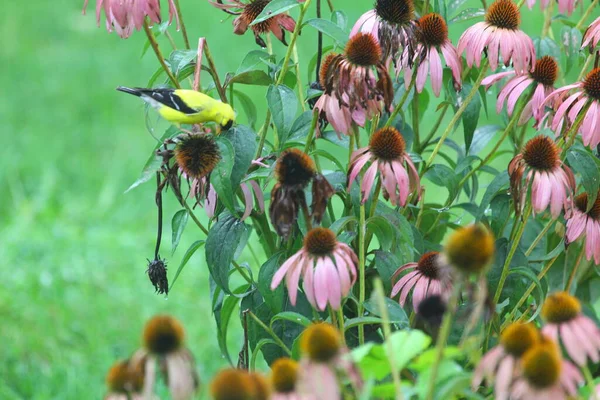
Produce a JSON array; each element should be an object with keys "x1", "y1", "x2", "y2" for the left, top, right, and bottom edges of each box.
[
  {"x1": 583, "y1": 365, "x2": 598, "y2": 400},
  {"x1": 143, "y1": 20, "x2": 180, "y2": 88},
  {"x1": 202, "y1": 41, "x2": 228, "y2": 103},
  {"x1": 565, "y1": 246, "x2": 585, "y2": 292},
  {"x1": 358, "y1": 203, "x2": 367, "y2": 345},
  {"x1": 424, "y1": 61, "x2": 489, "y2": 171},
  {"x1": 248, "y1": 311, "x2": 292, "y2": 356},
  {"x1": 385, "y1": 69, "x2": 418, "y2": 127},
  {"x1": 559, "y1": 102, "x2": 590, "y2": 155},
  {"x1": 525, "y1": 218, "x2": 556, "y2": 257},
  {"x1": 412, "y1": 93, "x2": 421, "y2": 153},
  {"x1": 420, "y1": 103, "x2": 450, "y2": 151},
  {"x1": 579, "y1": 54, "x2": 594, "y2": 81},
  {"x1": 173, "y1": 0, "x2": 191, "y2": 49},
  {"x1": 541, "y1": 0, "x2": 554, "y2": 38},
  {"x1": 292, "y1": 44, "x2": 307, "y2": 111},
  {"x1": 337, "y1": 308, "x2": 346, "y2": 345},
  {"x1": 575, "y1": 0, "x2": 599, "y2": 30},
  {"x1": 304, "y1": 111, "x2": 319, "y2": 153}
]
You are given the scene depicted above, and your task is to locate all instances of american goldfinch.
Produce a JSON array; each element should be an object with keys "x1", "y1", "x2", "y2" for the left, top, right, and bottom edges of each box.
[{"x1": 117, "y1": 87, "x2": 235, "y2": 129}]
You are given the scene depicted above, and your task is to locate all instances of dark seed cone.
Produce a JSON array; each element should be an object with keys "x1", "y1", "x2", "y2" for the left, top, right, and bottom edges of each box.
[
  {"x1": 311, "y1": 174, "x2": 335, "y2": 225},
  {"x1": 269, "y1": 183, "x2": 304, "y2": 239},
  {"x1": 584, "y1": 68, "x2": 600, "y2": 101},
  {"x1": 415, "y1": 295, "x2": 446, "y2": 340},
  {"x1": 147, "y1": 258, "x2": 169, "y2": 295}
]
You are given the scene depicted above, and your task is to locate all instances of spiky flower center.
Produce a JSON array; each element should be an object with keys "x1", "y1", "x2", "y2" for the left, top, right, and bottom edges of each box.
[
  {"x1": 301, "y1": 323, "x2": 341, "y2": 363},
  {"x1": 143, "y1": 315, "x2": 185, "y2": 355},
  {"x1": 210, "y1": 369, "x2": 255, "y2": 400},
  {"x1": 583, "y1": 68, "x2": 600, "y2": 101},
  {"x1": 106, "y1": 360, "x2": 143, "y2": 393},
  {"x1": 275, "y1": 148, "x2": 316, "y2": 187},
  {"x1": 522, "y1": 135, "x2": 559, "y2": 171},
  {"x1": 486, "y1": 0, "x2": 520, "y2": 30},
  {"x1": 249, "y1": 373, "x2": 270, "y2": 400},
  {"x1": 304, "y1": 227, "x2": 337, "y2": 256},
  {"x1": 375, "y1": 0, "x2": 415, "y2": 25},
  {"x1": 500, "y1": 323, "x2": 539, "y2": 357},
  {"x1": 345, "y1": 33, "x2": 382, "y2": 67},
  {"x1": 319, "y1": 53, "x2": 340, "y2": 90},
  {"x1": 419, "y1": 13, "x2": 448, "y2": 47},
  {"x1": 175, "y1": 134, "x2": 221, "y2": 179},
  {"x1": 417, "y1": 251, "x2": 440, "y2": 279},
  {"x1": 522, "y1": 343, "x2": 562, "y2": 389},
  {"x1": 541, "y1": 291, "x2": 581, "y2": 323},
  {"x1": 530, "y1": 56, "x2": 558, "y2": 87},
  {"x1": 369, "y1": 127, "x2": 406, "y2": 161},
  {"x1": 243, "y1": 0, "x2": 271, "y2": 33},
  {"x1": 271, "y1": 358, "x2": 298, "y2": 393},
  {"x1": 574, "y1": 192, "x2": 600, "y2": 219},
  {"x1": 444, "y1": 224, "x2": 495, "y2": 274}
]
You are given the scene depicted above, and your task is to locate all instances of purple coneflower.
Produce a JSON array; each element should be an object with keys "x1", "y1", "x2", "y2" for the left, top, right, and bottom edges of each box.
[
  {"x1": 401, "y1": 13, "x2": 462, "y2": 97},
  {"x1": 583, "y1": 17, "x2": 600, "y2": 53},
  {"x1": 508, "y1": 136, "x2": 575, "y2": 218},
  {"x1": 444, "y1": 224, "x2": 495, "y2": 275},
  {"x1": 270, "y1": 358, "x2": 303, "y2": 400},
  {"x1": 270, "y1": 228, "x2": 358, "y2": 311},
  {"x1": 526, "y1": 0, "x2": 578, "y2": 15},
  {"x1": 565, "y1": 191, "x2": 600, "y2": 264},
  {"x1": 347, "y1": 127, "x2": 420, "y2": 206},
  {"x1": 104, "y1": 359, "x2": 147, "y2": 400},
  {"x1": 203, "y1": 180, "x2": 264, "y2": 221},
  {"x1": 391, "y1": 251, "x2": 452, "y2": 311},
  {"x1": 472, "y1": 322, "x2": 540, "y2": 399},
  {"x1": 541, "y1": 291, "x2": 600, "y2": 366},
  {"x1": 350, "y1": 0, "x2": 420, "y2": 68},
  {"x1": 542, "y1": 68, "x2": 600, "y2": 148},
  {"x1": 457, "y1": 0, "x2": 535, "y2": 74},
  {"x1": 210, "y1": 368, "x2": 270, "y2": 400},
  {"x1": 482, "y1": 56, "x2": 558, "y2": 125},
  {"x1": 315, "y1": 33, "x2": 393, "y2": 136},
  {"x1": 83, "y1": 0, "x2": 179, "y2": 39},
  {"x1": 210, "y1": 0, "x2": 299, "y2": 47}
]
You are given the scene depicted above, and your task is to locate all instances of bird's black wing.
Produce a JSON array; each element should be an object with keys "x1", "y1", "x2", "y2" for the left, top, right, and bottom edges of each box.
[{"x1": 117, "y1": 87, "x2": 199, "y2": 114}]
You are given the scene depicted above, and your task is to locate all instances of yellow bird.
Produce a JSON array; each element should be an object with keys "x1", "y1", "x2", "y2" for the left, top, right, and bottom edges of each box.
[{"x1": 117, "y1": 87, "x2": 235, "y2": 129}]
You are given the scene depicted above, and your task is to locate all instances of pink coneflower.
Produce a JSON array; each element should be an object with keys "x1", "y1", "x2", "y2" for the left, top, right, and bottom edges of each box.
[
  {"x1": 457, "y1": 0, "x2": 535, "y2": 74},
  {"x1": 542, "y1": 68, "x2": 600, "y2": 148},
  {"x1": 565, "y1": 191, "x2": 600, "y2": 264},
  {"x1": 511, "y1": 340, "x2": 583, "y2": 400},
  {"x1": 526, "y1": 0, "x2": 578, "y2": 15},
  {"x1": 210, "y1": 0, "x2": 299, "y2": 47},
  {"x1": 541, "y1": 291, "x2": 600, "y2": 366},
  {"x1": 472, "y1": 323, "x2": 540, "y2": 399},
  {"x1": 298, "y1": 324, "x2": 362, "y2": 399},
  {"x1": 270, "y1": 228, "x2": 358, "y2": 311},
  {"x1": 401, "y1": 13, "x2": 462, "y2": 97},
  {"x1": 270, "y1": 358, "x2": 303, "y2": 400},
  {"x1": 104, "y1": 359, "x2": 147, "y2": 400},
  {"x1": 391, "y1": 251, "x2": 452, "y2": 311},
  {"x1": 315, "y1": 34, "x2": 393, "y2": 136},
  {"x1": 203, "y1": 180, "x2": 264, "y2": 221},
  {"x1": 210, "y1": 368, "x2": 270, "y2": 400},
  {"x1": 482, "y1": 56, "x2": 558, "y2": 125},
  {"x1": 83, "y1": 0, "x2": 179, "y2": 39},
  {"x1": 508, "y1": 135, "x2": 575, "y2": 218},
  {"x1": 583, "y1": 17, "x2": 600, "y2": 53},
  {"x1": 350, "y1": 0, "x2": 420, "y2": 67},
  {"x1": 347, "y1": 127, "x2": 420, "y2": 206}
]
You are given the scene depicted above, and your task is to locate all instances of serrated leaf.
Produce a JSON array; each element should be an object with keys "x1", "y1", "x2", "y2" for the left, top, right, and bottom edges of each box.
[
  {"x1": 250, "y1": 0, "x2": 300, "y2": 26},
  {"x1": 171, "y1": 209, "x2": 188, "y2": 255},
  {"x1": 267, "y1": 84, "x2": 298, "y2": 143},
  {"x1": 304, "y1": 18, "x2": 349, "y2": 47},
  {"x1": 567, "y1": 149, "x2": 600, "y2": 211}
]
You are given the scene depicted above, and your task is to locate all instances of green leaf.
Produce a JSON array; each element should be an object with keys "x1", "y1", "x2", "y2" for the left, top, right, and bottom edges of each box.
[
  {"x1": 568, "y1": 149, "x2": 600, "y2": 211},
  {"x1": 331, "y1": 10, "x2": 348, "y2": 30},
  {"x1": 533, "y1": 36, "x2": 561, "y2": 59},
  {"x1": 322, "y1": 130, "x2": 351, "y2": 148},
  {"x1": 212, "y1": 137, "x2": 236, "y2": 214},
  {"x1": 425, "y1": 164, "x2": 460, "y2": 200},
  {"x1": 288, "y1": 111, "x2": 314, "y2": 141},
  {"x1": 344, "y1": 317, "x2": 384, "y2": 331},
  {"x1": 373, "y1": 250, "x2": 401, "y2": 293},
  {"x1": 236, "y1": 50, "x2": 272, "y2": 75},
  {"x1": 215, "y1": 293, "x2": 241, "y2": 364},
  {"x1": 415, "y1": 360, "x2": 463, "y2": 399},
  {"x1": 304, "y1": 18, "x2": 349, "y2": 47},
  {"x1": 477, "y1": 171, "x2": 509, "y2": 219},
  {"x1": 267, "y1": 84, "x2": 298, "y2": 143},
  {"x1": 468, "y1": 125, "x2": 500, "y2": 156},
  {"x1": 459, "y1": 83, "x2": 482, "y2": 152},
  {"x1": 222, "y1": 125, "x2": 258, "y2": 189},
  {"x1": 270, "y1": 311, "x2": 312, "y2": 329},
  {"x1": 171, "y1": 209, "x2": 188, "y2": 255},
  {"x1": 168, "y1": 49, "x2": 196, "y2": 76},
  {"x1": 508, "y1": 267, "x2": 545, "y2": 322},
  {"x1": 233, "y1": 90, "x2": 258, "y2": 129},
  {"x1": 329, "y1": 216, "x2": 358, "y2": 235},
  {"x1": 363, "y1": 296, "x2": 409, "y2": 328},
  {"x1": 448, "y1": 0, "x2": 471, "y2": 16},
  {"x1": 366, "y1": 215, "x2": 396, "y2": 251},
  {"x1": 449, "y1": 8, "x2": 484, "y2": 24},
  {"x1": 250, "y1": 0, "x2": 300, "y2": 26},
  {"x1": 205, "y1": 212, "x2": 251, "y2": 293},
  {"x1": 250, "y1": 338, "x2": 279, "y2": 370},
  {"x1": 560, "y1": 27, "x2": 583, "y2": 73},
  {"x1": 258, "y1": 254, "x2": 284, "y2": 314},
  {"x1": 171, "y1": 240, "x2": 205, "y2": 289},
  {"x1": 228, "y1": 70, "x2": 272, "y2": 86}
]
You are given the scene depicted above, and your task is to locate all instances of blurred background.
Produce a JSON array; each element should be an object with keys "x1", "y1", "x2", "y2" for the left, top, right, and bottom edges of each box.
[{"x1": 0, "y1": 0, "x2": 545, "y2": 398}]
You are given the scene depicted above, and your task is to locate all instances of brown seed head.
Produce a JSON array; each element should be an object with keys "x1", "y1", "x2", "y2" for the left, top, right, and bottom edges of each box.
[
  {"x1": 418, "y1": 13, "x2": 448, "y2": 47},
  {"x1": 249, "y1": 373, "x2": 270, "y2": 400},
  {"x1": 522, "y1": 135, "x2": 559, "y2": 171},
  {"x1": 541, "y1": 291, "x2": 581, "y2": 324},
  {"x1": 574, "y1": 192, "x2": 600, "y2": 219},
  {"x1": 521, "y1": 341, "x2": 562, "y2": 389},
  {"x1": 500, "y1": 323, "x2": 540, "y2": 357},
  {"x1": 304, "y1": 227, "x2": 337, "y2": 256},
  {"x1": 175, "y1": 134, "x2": 221, "y2": 179},
  {"x1": 583, "y1": 67, "x2": 600, "y2": 101},
  {"x1": 375, "y1": 0, "x2": 415, "y2": 25},
  {"x1": 444, "y1": 224, "x2": 495, "y2": 274},
  {"x1": 301, "y1": 323, "x2": 341, "y2": 363},
  {"x1": 530, "y1": 56, "x2": 558, "y2": 87},
  {"x1": 369, "y1": 127, "x2": 406, "y2": 161},
  {"x1": 143, "y1": 315, "x2": 185, "y2": 355},
  {"x1": 486, "y1": 0, "x2": 520, "y2": 30},
  {"x1": 275, "y1": 148, "x2": 316, "y2": 187},
  {"x1": 345, "y1": 33, "x2": 382, "y2": 67},
  {"x1": 319, "y1": 53, "x2": 340, "y2": 90},
  {"x1": 106, "y1": 360, "x2": 144, "y2": 393},
  {"x1": 417, "y1": 251, "x2": 441, "y2": 279},
  {"x1": 271, "y1": 358, "x2": 299, "y2": 393},
  {"x1": 210, "y1": 368, "x2": 256, "y2": 400},
  {"x1": 243, "y1": 0, "x2": 271, "y2": 33}
]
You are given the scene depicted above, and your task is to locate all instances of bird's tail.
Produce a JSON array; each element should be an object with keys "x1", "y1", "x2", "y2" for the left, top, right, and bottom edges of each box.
[{"x1": 116, "y1": 86, "x2": 144, "y2": 97}]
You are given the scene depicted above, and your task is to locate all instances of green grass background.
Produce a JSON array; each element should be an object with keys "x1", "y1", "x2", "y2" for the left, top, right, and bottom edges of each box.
[{"x1": 0, "y1": 0, "x2": 548, "y2": 398}]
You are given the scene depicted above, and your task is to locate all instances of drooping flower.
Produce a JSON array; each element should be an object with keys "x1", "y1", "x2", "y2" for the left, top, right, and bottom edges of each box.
[
  {"x1": 482, "y1": 56, "x2": 558, "y2": 125},
  {"x1": 582, "y1": 17, "x2": 600, "y2": 53},
  {"x1": 472, "y1": 323, "x2": 541, "y2": 399},
  {"x1": 511, "y1": 339, "x2": 583, "y2": 399},
  {"x1": 104, "y1": 359, "x2": 146, "y2": 400},
  {"x1": 83, "y1": 0, "x2": 179, "y2": 39},
  {"x1": 415, "y1": 295, "x2": 447, "y2": 339},
  {"x1": 541, "y1": 68, "x2": 600, "y2": 148},
  {"x1": 444, "y1": 224, "x2": 495, "y2": 275},
  {"x1": 210, "y1": 368, "x2": 270, "y2": 400},
  {"x1": 270, "y1": 228, "x2": 358, "y2": 311},
  {"x1": 347, "y1": 127, "x2": 420, "y2": 206},
  {"x1": 526, "y1": 0, "x2": 578, "y2": 15},
  {"x1": 350, "y1": 0, "x2": 420, "y2": 67},
  {"x1": 209, "y1": 0, "x2": 299, "y2": 47},
  {"x1": 173, "y1": 132, "x2": 221, "y2": 181},
  {"x1": 457, "y1": 0, "x2": 535, "y2": 73},
  {"x1": 565, "y1": 191, "x2": 600, "y2": 264},
  {"x1": 133, "y1": 315, "x2": 199, "y2": 400},
  {"x1": 508, "y1": 135, "x2": 575, "y2": 218},
  {"x1": 204, "y1": 180, "x2": 265, "y2": 222},
  {"x1": 391, "y1": 251, "x2": 453, "y2": 311},
  {"x1": 297, "y1": 324, "x2": 362, "y2": 399},
  {"x1": 269, "y1": 149, "x2": 334, "y2": 238},
  {"x1": 541, "y1": 291, "x2": 600, "y2": 366},
  {"x1": 315, "y1": 34, "x2": 393, "y2": 136},
  {"x1": 271, "y1": 358, "x2": 302, "y2": 400},
  {"x1": 401, "y1": 13, "x2": 462, "y2": 97}
]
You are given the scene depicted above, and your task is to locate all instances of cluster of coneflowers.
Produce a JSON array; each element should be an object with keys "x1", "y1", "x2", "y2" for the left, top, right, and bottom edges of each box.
[{"x1": 84, "y1": 0, "x2": 600, "y2": 398}]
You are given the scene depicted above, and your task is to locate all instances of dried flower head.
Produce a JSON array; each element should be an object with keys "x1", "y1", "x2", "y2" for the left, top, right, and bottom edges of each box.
[
  {"x1": 146, "y1": 258, "x2": 168, "y2": 295},
  {"x1": 174, "y1": 134, "x2": 221, "y2": 180},
  {"x1": 106, "y1": 359, "x2": 144, "y2": 394},
  {"x1": 143, "y1": 315, "x2": 185, "y2": 355},
  {"x1": 566, "y1": 191, "x2": 600, "y2": 264},
  {"x1": 444, "y1": 224, "x2": 494, "y2": 274}
]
